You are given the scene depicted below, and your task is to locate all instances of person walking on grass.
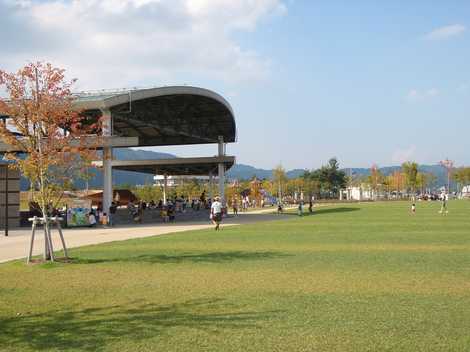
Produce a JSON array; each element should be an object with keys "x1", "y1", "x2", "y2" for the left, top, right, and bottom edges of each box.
[
  {"x1": 211, "y1": 196, "x2": 223, "y2": 230},
  {"x1": 232, "y1": 197, "x2": 239, "y2": 216},
  {"x1": 439, "y1": 192, "x2": 449, "y2": 214},
  {"x1": 297, "y1": 202, "x2": 303, "y2": 216}
]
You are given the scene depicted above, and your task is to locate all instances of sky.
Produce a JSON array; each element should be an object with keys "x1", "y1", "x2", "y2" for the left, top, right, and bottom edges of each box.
[{"x1": 1, "y1": 0, "x2": 470, "y2": 170}]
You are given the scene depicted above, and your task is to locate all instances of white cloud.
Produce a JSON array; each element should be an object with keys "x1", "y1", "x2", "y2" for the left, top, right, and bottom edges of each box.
[
  {"x1": 0, "y1": 0, "x2": 286, "y2": 89},
  {"x1": 406, "y1": 89, "x2": 419, "y2": 100},
  {"x1": 392, "y1": 145, "x2": 417, "y2": 164},
  {"x1": 406, "y1": 88, "x2": 439, "y2": 102},
  {"x1": 425, "y1": 24, "x2": 466, "y2": 41}
]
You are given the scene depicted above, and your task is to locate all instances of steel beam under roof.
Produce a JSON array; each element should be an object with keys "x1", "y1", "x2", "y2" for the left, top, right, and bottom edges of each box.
[
  {"x1": 93, "y1": 156, "x2": 235, "y2": 176},
  {"x1": 0, "y1": 136, "x2": 139, "y2": 153}
]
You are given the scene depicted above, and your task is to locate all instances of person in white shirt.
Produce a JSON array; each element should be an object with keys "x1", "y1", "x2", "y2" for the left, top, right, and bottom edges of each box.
[
  {"x1": 439, "y1": 192, "x2": 449, "y2": 214},
  {"x1": 88, "y1": 212, "x2": 97, "y2": 227},
  {"x1": 211, "y1": 196, "x2": 223, "y2": 230}
]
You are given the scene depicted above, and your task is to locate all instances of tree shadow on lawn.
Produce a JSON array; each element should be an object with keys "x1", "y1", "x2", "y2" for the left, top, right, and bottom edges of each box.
[
  {"x1": 71, "y1": 251, "x2": 292, "y2": 265},
  {"x1": 0, "y1": 298, "x2": 281, "y2": 351},
  {"x1": 286, "y1": 207, "x2": 361, "y2": 217}
]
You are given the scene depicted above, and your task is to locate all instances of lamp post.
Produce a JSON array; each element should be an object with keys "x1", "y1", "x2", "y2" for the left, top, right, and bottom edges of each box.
[{"x1": 440, "y1": 158, "x2": 454, "y2": 193}]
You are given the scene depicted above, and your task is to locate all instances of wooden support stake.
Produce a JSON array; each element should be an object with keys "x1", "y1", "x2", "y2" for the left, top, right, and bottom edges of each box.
[
  {"x1": 27, "y1": 218, "x2": 37, "y2": 264},
  {"x1": 56, "y1": 220, "x2": 68, "y2": 258}
]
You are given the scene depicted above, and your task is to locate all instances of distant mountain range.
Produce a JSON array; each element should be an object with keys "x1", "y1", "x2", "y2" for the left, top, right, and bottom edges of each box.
[
  {"x1": 19, "y1": 148, "x2": 175, "y2": 191},
  {"x1": 18, "y1": 148, "x2": 453, "y2": 190},
  {"x1": 226, "y1": 164, "x2": 307, "y2": 180},
  {"x1": 227, "y1": 163, "x2": 451, "y2": 188}
]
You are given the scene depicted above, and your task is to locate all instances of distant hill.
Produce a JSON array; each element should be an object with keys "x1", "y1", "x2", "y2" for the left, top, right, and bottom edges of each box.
[
  {"x1": 16, "y1": 148, "x2": 453, "y2": 190},
  {"x1": 20, "y1": 148, "x2": 176, "y2": 190},
  {"x1": 226, "y1": 164, "x2": 306, "y2": 180},
  {"x1": 228, "y1": 164, "x2": 452, "y2": 189},
  {"x1": 113, "y1": 148, "x2": 175, "y2": 161}
]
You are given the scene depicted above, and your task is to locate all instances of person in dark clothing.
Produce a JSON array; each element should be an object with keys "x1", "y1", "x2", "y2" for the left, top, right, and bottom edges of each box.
[
  {"x1": 200, "y1": 191, "x2": 206, "y2": 206},
  {"x1": 109, "y1": 201, "x2": 118, "y2": 226},
  {"x1": 168, "y1": 204, "x2": 175, "y2": 222}
]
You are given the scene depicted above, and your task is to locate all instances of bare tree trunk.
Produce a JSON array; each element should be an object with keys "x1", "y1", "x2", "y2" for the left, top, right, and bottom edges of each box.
[
  {"x1": 43, "y1": 224, "x2": 50, "y2": 261},
  {"x1": 45, "y1": 218, "x2": 55, "y2": 262}
]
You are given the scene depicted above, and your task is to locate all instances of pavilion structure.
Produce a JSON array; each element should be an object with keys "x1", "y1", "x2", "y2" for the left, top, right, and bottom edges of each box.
[
  {"x1": 0, "y1": 86, "x2": 237, "y2": 219},
  {"x1": 93, "y1": 155, "x2": 236, "y2": 205}
]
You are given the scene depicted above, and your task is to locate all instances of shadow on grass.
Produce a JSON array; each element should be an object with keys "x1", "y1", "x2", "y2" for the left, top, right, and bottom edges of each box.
[
  {"x1": 70, "y1": 251, "x2": 291, "y2": 265},
  {"x1": 285, "y1": 207, "x2": 361, "y2": 217},
  {"x1": 0, "y1": 298, "x2": 281, "y2": 351}
]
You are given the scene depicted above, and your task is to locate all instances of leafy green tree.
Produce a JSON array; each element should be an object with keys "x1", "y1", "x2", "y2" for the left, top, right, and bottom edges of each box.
[
  {"x1": 402, "y1": 161, "x2": 419, "y2": 195},
  {"x1": 302, "y1": 171, "x2": 320, "y2": 199},
  {"x1": 416, "y1": 172, "x2": 436, "y2": 194},
  {"x1": 367, "y1": 165, "x2": 384, "y2": 199},
  {"x1": 308, "y1": 158, "x2": 347, "y2": 198},
  {"x1": 116, "y1": 183, "x2": 133, "y2": 190},
  {"x1": 453, "y1": 168, "x2": 470, "y2": 188},
  {"x1": 132, "y1": 184, "x2": 162, "y2": 202},
  {"x1": 261, "y1": 179, "x2": 274, "y2": 196}
]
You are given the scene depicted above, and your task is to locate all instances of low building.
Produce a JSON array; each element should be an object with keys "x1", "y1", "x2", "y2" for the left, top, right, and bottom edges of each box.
[
  {"x1": 0, "y1": 164, "x2": 20, "y2": 229},
  {"x1": 344, "y1": 186, "x2": 377, "y2": 201},
  {"x1": 461, "y1": 185, "x2": 470, "y2": 198}
]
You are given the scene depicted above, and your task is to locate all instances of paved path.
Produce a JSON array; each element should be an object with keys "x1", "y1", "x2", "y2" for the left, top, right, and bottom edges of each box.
[{"x1": 0, "y1": 208, "x2": 293, "y2": 264}]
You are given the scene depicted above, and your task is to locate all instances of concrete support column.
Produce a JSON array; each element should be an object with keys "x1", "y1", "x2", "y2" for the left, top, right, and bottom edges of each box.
[
  {"x1": 101, "y1": 109, "x2": 113, "y2": 213},
  {"x1": 163, "y1": 174, "x2": 168, "y2": 205},
  {"x1": 218, "y1": 163, "x2": 225, "y2": 204},
  {"x1": 208, "y1": 172, "x2": 213, "y2": 201},
  {"x1": 218, "y1": 136, "x2": 225, "y2": 205}
]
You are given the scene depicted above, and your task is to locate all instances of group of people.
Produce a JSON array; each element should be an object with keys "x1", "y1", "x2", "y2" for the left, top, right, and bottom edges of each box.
[
  {"x1": 124, "y1": 193, "x2": 214, "y2": 223},
  {"x1": 230, "y1": 196, "x2": 272, "y2": 215},
  {"x1": 88, "y1": 201, "x2": 118, "y2": 227},
  {"x1": 411, "y1": 192, "x2": 450, "y2": 215},
  {"x1": 295, "y1": 200, "x2": 315, "y2": 216}
]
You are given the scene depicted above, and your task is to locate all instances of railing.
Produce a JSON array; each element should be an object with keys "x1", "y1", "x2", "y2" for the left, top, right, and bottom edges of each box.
[{"x1": 72, "y1": 84, "x2": 187, "y2": 97}]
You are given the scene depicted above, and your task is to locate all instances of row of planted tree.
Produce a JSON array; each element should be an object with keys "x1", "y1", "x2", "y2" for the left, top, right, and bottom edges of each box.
[
  {"x1": 350, "y1": 163, "x2": 470, "y2": 198},
  {"x1": 127, "y1": 158, "x2": 470, "y2": 204}
]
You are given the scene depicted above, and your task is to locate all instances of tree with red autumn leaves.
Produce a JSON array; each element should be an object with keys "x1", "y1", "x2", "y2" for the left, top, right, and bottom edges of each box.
[{"x1": 0, "y1": 62, "x2": 98, "y2": 261}]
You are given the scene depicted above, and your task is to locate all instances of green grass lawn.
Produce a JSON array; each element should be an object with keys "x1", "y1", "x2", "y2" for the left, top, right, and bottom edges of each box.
[{"x1": 1, "y1": 201, "x2": 470, "y2": 351}]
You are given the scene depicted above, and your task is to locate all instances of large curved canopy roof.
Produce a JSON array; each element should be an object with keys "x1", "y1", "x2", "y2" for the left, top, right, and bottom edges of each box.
[{"x1": 74, "y1": 86, "x2": 236, "y2": 147}]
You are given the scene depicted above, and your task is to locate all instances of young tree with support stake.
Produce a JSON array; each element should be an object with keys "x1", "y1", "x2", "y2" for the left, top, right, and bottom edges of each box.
[
  {"x1": 0, "y1": 62, "x2": 98, "y2": 263},
  {"x1": 402, "y1": 161, "x2": 419, "y2": 198},
  {"x1": 273, "y1": 165, "x2": 287, "y2": 203}
]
